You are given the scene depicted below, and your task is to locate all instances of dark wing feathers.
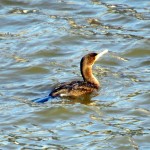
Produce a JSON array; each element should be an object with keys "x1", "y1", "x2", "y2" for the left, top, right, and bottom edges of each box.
[{"x1": 50, "y1": 81, "x2": 98, "y2": 97}]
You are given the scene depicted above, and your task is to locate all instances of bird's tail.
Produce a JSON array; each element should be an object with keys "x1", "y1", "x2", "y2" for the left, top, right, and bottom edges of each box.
[{"x1": 32, "y1": 96, "x2": 52, "y2": 103}]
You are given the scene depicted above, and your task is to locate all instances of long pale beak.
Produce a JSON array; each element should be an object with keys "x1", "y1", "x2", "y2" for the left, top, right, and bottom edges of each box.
[{"x1": 96, "y1": 49, "x2": 108, "y2": 61}]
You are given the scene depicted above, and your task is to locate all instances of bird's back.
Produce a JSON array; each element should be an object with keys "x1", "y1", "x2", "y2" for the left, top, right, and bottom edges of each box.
[{"x1": 49, "y1": 81, "x2": 98, "y2": 97}]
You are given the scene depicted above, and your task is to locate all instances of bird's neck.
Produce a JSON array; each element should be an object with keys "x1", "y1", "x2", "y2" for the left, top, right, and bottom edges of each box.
[{"x1": 81, "y1": 65, "x2": 100, "y2": 88}]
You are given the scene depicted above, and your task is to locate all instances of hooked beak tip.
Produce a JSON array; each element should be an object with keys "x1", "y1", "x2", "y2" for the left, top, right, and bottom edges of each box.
[{"x1": 96, "y1": 49, "x2": 108, "y2": 60}]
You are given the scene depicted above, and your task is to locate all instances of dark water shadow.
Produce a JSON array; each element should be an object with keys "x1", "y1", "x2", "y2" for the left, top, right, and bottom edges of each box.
[{"x1": 15, "y1": 92, "x2": 101, "y2": 107}]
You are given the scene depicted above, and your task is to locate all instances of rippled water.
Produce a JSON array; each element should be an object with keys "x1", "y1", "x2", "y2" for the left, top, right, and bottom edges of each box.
[{"x1": 0, "y1": 0, "x2": 150, "y2": 149}]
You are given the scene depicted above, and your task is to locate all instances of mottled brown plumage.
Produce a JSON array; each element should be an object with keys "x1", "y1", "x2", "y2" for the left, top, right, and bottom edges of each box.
[
  {"x1": 50, "y1": 81, "x2": 98, "y2": 97},
  {"x1": 49, "y1": 50, "x2": 108, "y2": 98}
]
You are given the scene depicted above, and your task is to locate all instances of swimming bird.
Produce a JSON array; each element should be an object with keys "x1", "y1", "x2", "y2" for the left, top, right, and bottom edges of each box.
[{"x1": 33, "y1": 50, "x2": 108, "y2": 103}]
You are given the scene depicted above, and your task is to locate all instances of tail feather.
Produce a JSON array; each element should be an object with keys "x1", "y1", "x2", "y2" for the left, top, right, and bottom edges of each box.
[{"x1": 32, "y1": 96, "x2": 51, "y2": 103}]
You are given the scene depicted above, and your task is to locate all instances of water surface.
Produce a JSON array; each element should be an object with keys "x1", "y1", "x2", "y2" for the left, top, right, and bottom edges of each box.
[{"x1": 0, "y1": 0, "x2": 150, "y2": 149}]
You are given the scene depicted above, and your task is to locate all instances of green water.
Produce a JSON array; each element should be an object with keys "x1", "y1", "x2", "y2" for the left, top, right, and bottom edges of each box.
[{"x1": 0, "y1": 0, "x2": 150, "y2": 149}]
